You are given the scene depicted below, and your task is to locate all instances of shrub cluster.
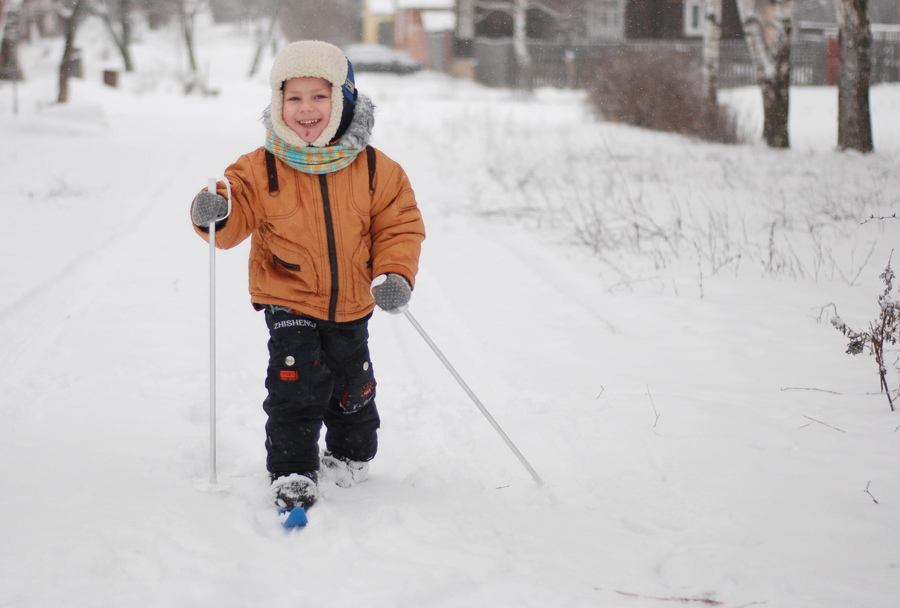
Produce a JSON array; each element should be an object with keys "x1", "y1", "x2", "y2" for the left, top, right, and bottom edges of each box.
[{"x1": 586, "y1": 48, "x2": 739, "y2": 144}]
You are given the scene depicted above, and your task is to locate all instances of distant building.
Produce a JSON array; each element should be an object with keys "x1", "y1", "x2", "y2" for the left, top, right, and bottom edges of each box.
[
  {"x1": 796, "y1": 0, "x2": 900, "y2": 41},
  {"x1": 459, "y1": 0, "x2": 744, "y2": 44},
  {"x1": 362, "y1": 0, "x2": 396, "y2": 45},
  {"x1": 394, "y1": 0, "x2": 455, "y2": 70},
  {"x1": 623, "y1": 0, "x2": 743, "y2": 40},
  {"x1": 586, "y1": 0, "x2": 626, "y2": 40}
]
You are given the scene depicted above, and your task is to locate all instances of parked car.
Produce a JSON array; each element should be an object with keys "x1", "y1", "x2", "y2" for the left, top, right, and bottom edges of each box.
[{"x1": 343, "y1": 44, "x2": 423, "y2": 75}]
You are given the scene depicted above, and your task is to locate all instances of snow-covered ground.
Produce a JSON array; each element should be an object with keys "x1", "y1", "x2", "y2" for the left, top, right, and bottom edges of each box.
[{"x1": 2, "y1": 15, "x2": 899, "y2": 608}]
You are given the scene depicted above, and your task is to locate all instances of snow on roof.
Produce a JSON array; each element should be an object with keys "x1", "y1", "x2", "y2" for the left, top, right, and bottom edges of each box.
[
  {"x1": 421, "y1": 10, "x2": 456, "y2": 32},
  {"x1": 396, "y1": 0, "x2": 455, "y2": 10},
  {"x1": 366, "y1": 0, "x2": 396, "y2": 16}
]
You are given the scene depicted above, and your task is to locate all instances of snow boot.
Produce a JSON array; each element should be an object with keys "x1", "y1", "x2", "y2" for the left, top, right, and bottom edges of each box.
[
  {"x1": 268, "y1": 472, "x2": 318, "y2": 511},
  {"x1": 320, "y1": 452, "x2": 369, "y2": 488}
]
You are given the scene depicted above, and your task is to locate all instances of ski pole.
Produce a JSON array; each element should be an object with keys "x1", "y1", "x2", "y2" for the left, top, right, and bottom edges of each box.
[
  {"x1": 207, "y1": 177, "x2": 219, "y2": 486},
  {"x1": 205, "y1": 177, "x2": 232, "y2": 488},
  {"x1": 403, "y1": 310, "x2": 545, "y2": 487}
]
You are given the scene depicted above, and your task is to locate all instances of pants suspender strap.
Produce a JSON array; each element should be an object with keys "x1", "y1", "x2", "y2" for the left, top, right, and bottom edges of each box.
[
  {"x1": 265, "y1": 150, "x2": 279, "y2": 195},
  {"x1": 365, "y1": 146, "x2": 376, "y2": 194}
]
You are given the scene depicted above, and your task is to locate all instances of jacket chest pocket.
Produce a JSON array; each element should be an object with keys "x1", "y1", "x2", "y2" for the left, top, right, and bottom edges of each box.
[
  {"x1": 273, "y1": 255, "x2": 301, "y2": 272},
  {"x1": 254, "y1": 241, "x2": 320, "y2": 303}
]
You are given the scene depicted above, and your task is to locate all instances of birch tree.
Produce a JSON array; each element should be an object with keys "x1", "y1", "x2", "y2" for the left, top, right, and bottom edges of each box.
[
  {"x1": 57, "y1": 0, "x2": 90, "y2": 103},
  {"x1": 477, "y1": 0, "x2": 532, "y2": 90},
  {"x1": 248, "y1": 0, "x2": 280, "y2": 78},
  {"x1": 1, "y1": 0, "x2": 25, "y2": 82},
  {"x1": 833, "y1": 0, "x2": 874, "y2": 152},
  {"x1": 512, "y1": 0, "x2": 531, "y2": 90},
  {"x1": 702, "y1": 0, "x2": 723, "y2": 101},
  {"x1": 98, "y1": 0, "x2": 134, "y2": 72},
  {"x1": 458, "y1": 0, "x2": 475, "y2": 42},
  {"x1": 734, "y1": 0, "x2": 794, "y2": 148},
  {"x1": 178, "y1": 0, "x2": 204, "y2": 91},
  {"x1": 180, "y1": 0, "x2": 200, "y2": 74}
]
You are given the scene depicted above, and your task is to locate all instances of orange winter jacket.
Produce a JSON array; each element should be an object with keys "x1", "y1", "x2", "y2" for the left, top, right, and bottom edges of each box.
[{"x1": 194, "y1": 146, "x2": 425, "y2": 323}]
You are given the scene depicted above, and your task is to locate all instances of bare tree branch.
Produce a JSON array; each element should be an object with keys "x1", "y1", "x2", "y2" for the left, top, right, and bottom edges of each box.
[
  {"x1": 646, "y1": 385, "x2": 660, "y2": 429},
  {"x1": 861, "y1": 214, "x2": 899, "y2": 225},
  {"x1": 865, "y1": 481, "x2": 879, "y2": 504},
  {"x1": 800, "y1": 416, "x2": 846, "y2": 433},
  {"x1": 781, "y1": 387, "x2": 842, "y2": 394},
  {"x1": 615, "y1": 590, "x2": 724, "y2": 605}
]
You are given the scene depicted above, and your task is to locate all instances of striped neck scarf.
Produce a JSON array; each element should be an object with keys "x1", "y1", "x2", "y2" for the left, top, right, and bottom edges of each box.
[{"x1": 265, "y1": 130, "x2": 361, "y2": 175}]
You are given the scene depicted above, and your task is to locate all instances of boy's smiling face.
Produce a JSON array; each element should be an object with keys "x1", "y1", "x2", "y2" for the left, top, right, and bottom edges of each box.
[{"x1": 281, "y1": 77, "x2": 333, "y2": 144}]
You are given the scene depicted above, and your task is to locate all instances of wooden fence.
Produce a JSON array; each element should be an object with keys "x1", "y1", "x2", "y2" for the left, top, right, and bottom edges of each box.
[{"x1": 474, "y1": 37, "x2": 900, "y2": 89}]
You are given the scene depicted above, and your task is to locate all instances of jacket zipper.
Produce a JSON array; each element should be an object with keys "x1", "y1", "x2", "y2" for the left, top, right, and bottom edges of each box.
[{"x1": 318, "y1": 174, "x2": 340, "y2": 321}]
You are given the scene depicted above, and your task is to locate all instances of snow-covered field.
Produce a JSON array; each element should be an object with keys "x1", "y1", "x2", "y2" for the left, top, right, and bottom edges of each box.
[{"x1": 2, "y1": 15, "x2": 899, "y2": 608}]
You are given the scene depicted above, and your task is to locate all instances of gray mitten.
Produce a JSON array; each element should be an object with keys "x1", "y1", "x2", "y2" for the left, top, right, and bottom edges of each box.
[
  {"x1": 371, "y1": 273, "x2": 411, "y2": 314},
  {"x1": 191, "y1": 190, "x2": 229, "y2": 227}
]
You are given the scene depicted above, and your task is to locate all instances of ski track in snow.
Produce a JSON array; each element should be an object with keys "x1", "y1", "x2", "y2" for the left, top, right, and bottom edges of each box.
[{"x1": 2, "y1": 15, "x2": 900, "y2": 608}]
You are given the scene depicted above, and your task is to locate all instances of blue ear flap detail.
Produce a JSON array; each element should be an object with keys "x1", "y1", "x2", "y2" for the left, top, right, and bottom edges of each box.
[{"x1": 342, "y1": 58, "x2": 357, "y2": 106}]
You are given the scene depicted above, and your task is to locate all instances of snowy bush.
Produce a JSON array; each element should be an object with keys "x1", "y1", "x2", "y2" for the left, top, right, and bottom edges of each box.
[{"x1": 586, "y1": 48, "x2": 740, "y2": 144}]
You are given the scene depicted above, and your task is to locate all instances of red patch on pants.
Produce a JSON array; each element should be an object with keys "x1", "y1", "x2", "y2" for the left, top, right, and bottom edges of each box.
[
  {"x1": 359, "y1": 381, "x2": 375, "y2": 400},
  {"x1": 280, "y1": 370, "x2": 299, "y2": 381}
]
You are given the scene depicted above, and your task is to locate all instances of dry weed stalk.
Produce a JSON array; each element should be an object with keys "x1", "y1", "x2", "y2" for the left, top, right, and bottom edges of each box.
[
  {"x1": 466, "y1": 104, "x2": 888, "y2": 294},
  {"x1": 831, "y1": 252, "x2": 900, "y2": 411}
]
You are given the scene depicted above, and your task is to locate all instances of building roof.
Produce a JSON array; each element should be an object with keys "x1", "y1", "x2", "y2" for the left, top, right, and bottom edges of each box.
[
  {"x1": 421, "y1": 10, "x2": 456, "y2": 32},
  {"x1": 396, "y1": 0, "x2": 455, "y2": 10},
  {"x1": 366, "y1": 0, "x2": 396, "y2": 16}
]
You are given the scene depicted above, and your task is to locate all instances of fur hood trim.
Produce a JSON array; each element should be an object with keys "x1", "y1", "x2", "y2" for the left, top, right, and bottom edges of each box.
[
  {"x1": 269, "y1": 41, "x2": 352, "y2": 148},
  {"x1": 263, "y1": 93, "x2": 374, "y2": 150}
]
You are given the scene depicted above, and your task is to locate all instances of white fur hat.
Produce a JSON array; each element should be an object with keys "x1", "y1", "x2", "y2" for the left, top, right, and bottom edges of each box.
[{"x1": 269, "y1": 41, "x2": 354, "y2": 148}]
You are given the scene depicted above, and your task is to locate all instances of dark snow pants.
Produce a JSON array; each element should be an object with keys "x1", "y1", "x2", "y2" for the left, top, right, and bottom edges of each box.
[{"x1": 262, "y1": 308, "x2": 380, "y2": 479}]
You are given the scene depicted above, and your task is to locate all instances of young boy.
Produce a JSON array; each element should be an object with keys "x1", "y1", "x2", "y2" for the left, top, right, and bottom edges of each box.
[{"x1": 190, "y1": 41, "x2": 425, "y2": 511}]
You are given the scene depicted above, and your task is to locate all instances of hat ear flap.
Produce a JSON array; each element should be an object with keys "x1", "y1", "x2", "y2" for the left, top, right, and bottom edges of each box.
[
  {"x1": 342, "y1": 58, "x2": 357, "y2": 105},
  {"x1": 332, "y1": 95, "x2": 356, "y2": 142}
]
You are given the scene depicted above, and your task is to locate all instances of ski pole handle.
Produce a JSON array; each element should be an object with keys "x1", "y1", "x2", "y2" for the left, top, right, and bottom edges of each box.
[{"x1": 206, "y1": 177, "x2": 233, "y2": 220}]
